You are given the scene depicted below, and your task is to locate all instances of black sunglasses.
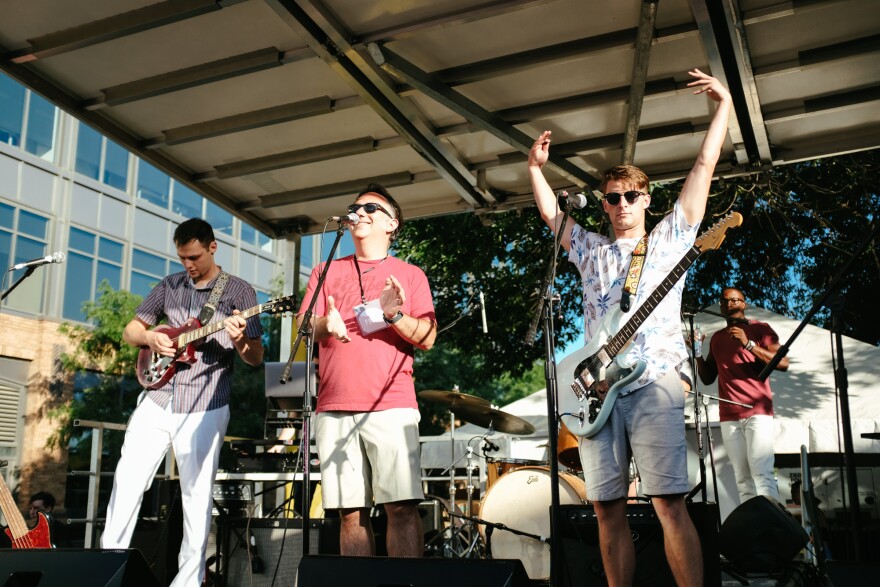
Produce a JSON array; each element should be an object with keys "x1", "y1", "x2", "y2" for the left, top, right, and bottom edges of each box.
[
  {"x1": 348, "y1": 202, "x2": 393, "y2": 218},
  {"x1": 603, "y1": 191, "x2": 646, "y2": 205}
]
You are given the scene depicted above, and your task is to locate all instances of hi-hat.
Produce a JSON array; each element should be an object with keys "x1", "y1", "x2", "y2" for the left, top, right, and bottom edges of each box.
[
  {"x1": 450, "y1": 404, "x2": 535, "y2": 435},
  {"x1": 418, "y1": 390, "x2": 492, "y2": 408}
]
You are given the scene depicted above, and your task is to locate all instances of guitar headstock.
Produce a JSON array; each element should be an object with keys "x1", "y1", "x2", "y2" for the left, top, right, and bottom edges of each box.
[
  {"x1": 262, "y1": 295, "x2": 297, "y2": 316},
  {"x1": 695, "y1": 212, "x2": 743, "y2": 252}
]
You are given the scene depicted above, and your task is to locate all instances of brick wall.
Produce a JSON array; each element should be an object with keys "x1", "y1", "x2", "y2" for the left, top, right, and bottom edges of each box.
[{"x1": 0, "y1": 313, "x2": 72, "y2": 512}]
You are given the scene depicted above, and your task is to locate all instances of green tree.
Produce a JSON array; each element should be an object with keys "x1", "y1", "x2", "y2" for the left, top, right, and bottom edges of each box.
[{"x1": 394, "y1": 149, "x2": 880, "y2": 394}]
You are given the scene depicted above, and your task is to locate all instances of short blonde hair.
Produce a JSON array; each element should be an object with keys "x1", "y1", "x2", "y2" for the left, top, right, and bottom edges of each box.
[{"x1": 599, "y1": 165, "x2": 649, "y2": 194}]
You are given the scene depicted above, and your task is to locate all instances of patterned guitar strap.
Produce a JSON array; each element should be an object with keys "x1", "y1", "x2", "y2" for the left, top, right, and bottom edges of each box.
[
  {"x1": 620, "y1": 234, "x2": 648, "y2": 313},
  {"x1": 198, "y1": 271, "x2": 230, "y2": 325}
]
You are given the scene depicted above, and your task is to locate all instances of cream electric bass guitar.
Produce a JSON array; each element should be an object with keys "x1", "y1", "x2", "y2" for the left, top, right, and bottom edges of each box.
[{"x1": 558, "y1": 212, "x2": 743, "y2": 438}]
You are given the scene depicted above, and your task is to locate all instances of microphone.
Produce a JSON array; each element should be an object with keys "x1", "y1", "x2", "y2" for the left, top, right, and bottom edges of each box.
[
  {"x1": 484, "y1": 439, "x2": 499, "y2": 452},
  {"x1": 479, "y1": 291, "x2": 488, "y2": 334},
  {"x1": 329, "y1": 213, "x2": 360, "y2": 225},
  {"x1": 12, "y1": 251, "x2": 65, "y2": 270},
  {"x1": 557, "y1": 190, "x2": 588, "y2": 209}
]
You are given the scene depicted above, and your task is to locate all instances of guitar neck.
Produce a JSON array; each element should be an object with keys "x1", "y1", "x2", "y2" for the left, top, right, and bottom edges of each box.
[
  {"x1": 0, "y1": 475, "x2": 29, "y2": 539},
  {"x1": 605, "y1": 246, "x2": 702, "y2": 357},
  {"x1": 178, "y1": 304, "x2": 262, "y2": 346}
]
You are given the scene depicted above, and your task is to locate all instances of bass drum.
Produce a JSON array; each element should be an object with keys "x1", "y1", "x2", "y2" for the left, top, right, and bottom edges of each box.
[{"x1": 479, "y1": 467, "x2": 586, "y2": 580}]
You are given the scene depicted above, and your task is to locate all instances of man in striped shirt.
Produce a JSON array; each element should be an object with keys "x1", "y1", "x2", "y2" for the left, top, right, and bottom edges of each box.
[{"x1": 102, "y1": 218, "x2": 264, "y2": 587}]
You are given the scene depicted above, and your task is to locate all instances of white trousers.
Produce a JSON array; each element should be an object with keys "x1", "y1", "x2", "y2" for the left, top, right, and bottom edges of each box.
[
  {"x1": 101, "y1": 398, "x2": 229, "y2": 587},
  {"x1": 721, "y1": 415, "x2": 780, "y2": 503}
]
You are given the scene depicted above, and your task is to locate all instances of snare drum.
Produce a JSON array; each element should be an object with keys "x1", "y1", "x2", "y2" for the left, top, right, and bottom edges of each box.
[
  {"x1": 479, "y1": 467, "x2": 586, "y2": 580},
  {"x1": 485, "y1": 458, "x2": 545, "y2": 489}
]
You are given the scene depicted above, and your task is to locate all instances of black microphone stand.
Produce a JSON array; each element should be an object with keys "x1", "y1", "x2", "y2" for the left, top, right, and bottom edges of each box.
[
  {"x1": 524, "y1": 206, "x2": 571, "y2": 587},
  {"x1": 1, "y1": 266, "x2": 37, "y2": 302},
  {"x1": 278, "y1": 222, "x2": 348, "y2": 557},
  {"x1": 757, "y1": 222, "x2": 878, "y2": 563}
]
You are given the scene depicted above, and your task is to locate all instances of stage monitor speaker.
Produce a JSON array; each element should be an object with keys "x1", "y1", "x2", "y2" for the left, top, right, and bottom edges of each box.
[
  {"x1": 554, "y1": 502, "x2": 720, "y2": 587},
  {"x1": 0, "y1": 549, "x2": 160, "y2": 587},
  {"x1": 719, "y1": 495, "x2": 809, "y2": 573},
  {"x1": 294, "y1": 555, "x2": 530, "y2": 587},
  {"x1": 219, "y1": 517, "x2": 318, "y2": 587}
]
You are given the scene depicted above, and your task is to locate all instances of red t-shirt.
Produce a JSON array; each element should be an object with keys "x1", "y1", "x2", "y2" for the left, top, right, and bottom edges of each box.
[
  {"x1": 299, "y1": 255, "x2": 435, "y2": 413},
  {"x1": 708, "y1": 320, "x2": 779, "y2": 421}
]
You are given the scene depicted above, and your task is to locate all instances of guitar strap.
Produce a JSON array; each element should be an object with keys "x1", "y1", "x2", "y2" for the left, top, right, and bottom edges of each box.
[
  {"x1": 620, "y1": 234, "x2": 648, "y2": 312},
  {"x1": 198, "y1": 271, "x2": 230, "y2": 325}
]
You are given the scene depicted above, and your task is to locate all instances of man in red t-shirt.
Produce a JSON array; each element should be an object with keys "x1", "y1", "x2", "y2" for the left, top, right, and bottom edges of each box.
[
  {"x1": 696, "y1": 287, "x2": 789, "y2": 503},
  {"x1": 297, "y1": 184, "x2": 437, "y2": 557}
]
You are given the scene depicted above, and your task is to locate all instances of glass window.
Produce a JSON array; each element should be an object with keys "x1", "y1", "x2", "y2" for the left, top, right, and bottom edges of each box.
[
  {"x1": 132, "y1": 249, "x2": 165, "y2": 276},
  {"x1": 257, "y1": 232, "x2": 272, "y2": 252},
  {"x1": 0, "y1": 75, "x2": 25, "y2": 147},
  {"x1": 171, "y1": 182, "x2": 203, "y2": 219},
  {"x1": 96, "y1": 262, "x2": 121, "y2": 291},
  {"x1": 69, "y1": 226, "x2": 96, "y2": 253},
  {"x1": 0, "y1": 231, "x2": 10, "y2": 270},
  {"x1": 75, "y1": 123, "x2": 102, "y2": 180},
  {"x1": 300, "y1": 235, "x2": 313, "y2": 268},
  {"x1": 103, "y1": 140, "x2": 128, "y2": 191},
  {"x1": 98, "y1": 238, "x2": 123, "y2": 263},
  {"x1": 63, "y1": 252, "x2": 93, "y2": 321},
  {"x1": 0, "y1": 203, "x2": 13, "y2": 229},
  {"x1": 241, "y1": 223, "x2": 256, "y2": 246},
  {"x1": 17, "y1": 210, "x2": 48, "y2": 240},
  {"x1": 136, "y1": 160, "x2": 170, "y2": 208},
  {"x1": 205, "y1": 200, "x2": 233, "y2": 236},
  {"x1": 130, "y1": 272, "x2": 158, "y2": 299},
  {"x1": 24, "y1": 93, "x2": 57, "y2": 160}
]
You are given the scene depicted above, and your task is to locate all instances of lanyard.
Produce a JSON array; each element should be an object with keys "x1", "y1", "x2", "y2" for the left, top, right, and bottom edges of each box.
[{"x1": 352, "y1": 256, "x2": 388, "y2": 304}]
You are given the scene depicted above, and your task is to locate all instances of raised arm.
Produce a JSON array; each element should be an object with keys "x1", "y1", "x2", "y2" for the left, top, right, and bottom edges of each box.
[
  {"x1": 528, "y1": 131, "x2": 575, "y2": 251},
  {"x1": 678, "y1": 69, "x2": 733, "y2": 226}
]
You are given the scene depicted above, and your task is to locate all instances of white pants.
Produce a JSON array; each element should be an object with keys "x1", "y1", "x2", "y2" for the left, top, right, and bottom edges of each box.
[
  {"x1": 101, "y1": 398, "x2": 229, "y2": 587},
  {"x1": 721, "y1": 415, "x2": 780, "y2": 503}
]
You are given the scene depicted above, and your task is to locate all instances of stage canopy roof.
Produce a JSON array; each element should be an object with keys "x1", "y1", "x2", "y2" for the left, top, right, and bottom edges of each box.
[{"x1": 2, "y1": 0, "x2": 878, "y2": 238}]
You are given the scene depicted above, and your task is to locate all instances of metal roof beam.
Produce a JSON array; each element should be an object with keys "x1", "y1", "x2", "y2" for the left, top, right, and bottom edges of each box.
[
  {"x1": 82, "y1": 47, "x2": 298, "y2": 110},
  {"x1": 258, "y1": 172, "x2": 417, "y2": 209},
  {"x1": 197, "y1": 136, "x2": 406, "y2": 181},
  {"x1": 265, "y1": 0, "x2": 491, "y2": 209},
  {"x1": 369, "y1": 43, "x2": 599, "y2": 189},
  {"x1": 143, "y1": 94, "x2": 360, "y2": 148},
  {"x1": 621, "y1": 0, "x2": 658, "y2": 165},
  {"x1": 430, "y1": 23, "x2": 698, "y2": 87},
  {"x1": 3, "y1": 0, "x2": 246, "y2": 63},
  {"x1": 358, "y1": 0, "x2": 560, "y2": 44},
  {"x1": 690, "y1": 0, "x2": 772, "y2": 166}
]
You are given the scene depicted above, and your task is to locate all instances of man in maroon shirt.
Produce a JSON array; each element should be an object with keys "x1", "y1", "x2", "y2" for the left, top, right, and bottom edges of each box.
[{"x1": 696, "y1": 287, "x2": 789, "y2": 504}]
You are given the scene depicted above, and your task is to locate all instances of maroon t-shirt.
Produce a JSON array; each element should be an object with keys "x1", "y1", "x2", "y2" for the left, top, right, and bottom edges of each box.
[
  {"x1": 708, "y1": 320, "x2": 779, "y2": 420},
  {"x1": 299, "y1": 255, "x2": 435, "y2": 413}
]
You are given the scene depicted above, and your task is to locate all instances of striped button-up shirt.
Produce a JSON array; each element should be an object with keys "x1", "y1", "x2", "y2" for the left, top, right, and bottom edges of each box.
[{"x1": 139, "y1": 270, "x2": 263, "y2": 413}]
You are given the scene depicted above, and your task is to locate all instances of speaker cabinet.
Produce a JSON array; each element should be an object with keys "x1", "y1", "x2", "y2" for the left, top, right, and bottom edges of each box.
[
  {"x1": 719, "y1": 495, "x2": 809, "y2": 573},
  {"x1": 295, "y1": 555, "x2": 530, "y2": 587},
  {"x1": 554, "y1": 502, "x2": 720, "y2": 587},
  {"x1": 0, "y1": 549, "x2": 160, "y2": 587},
  {"x1": 218, "y1": 517, "x2": 318, "y2": 587}
]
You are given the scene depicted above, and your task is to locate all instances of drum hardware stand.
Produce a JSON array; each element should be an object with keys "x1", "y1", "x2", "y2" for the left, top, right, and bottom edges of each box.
[{"x1": 446, "y1": 510, "x2": 549, "y2": 558}]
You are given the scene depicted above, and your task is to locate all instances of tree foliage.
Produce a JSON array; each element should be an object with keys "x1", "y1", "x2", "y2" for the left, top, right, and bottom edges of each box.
[{"x1": 395, "y1": 149, "x2": 880, "y2": 398}]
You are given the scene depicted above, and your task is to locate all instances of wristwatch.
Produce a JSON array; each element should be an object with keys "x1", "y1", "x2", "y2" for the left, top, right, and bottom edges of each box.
[
  {"x1": 383, "y1": 310, "x2": 404, "y2": 325},
  {"x1": 744, "y1": 340, "x2": 756, "y2": 351}
]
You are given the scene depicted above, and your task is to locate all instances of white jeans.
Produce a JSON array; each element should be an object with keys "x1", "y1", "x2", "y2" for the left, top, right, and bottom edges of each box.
[
  {"x1": 101, "y1": 398, "x2": 229, "y2": 587},
  {"x1": 721, "y1": 415, "x2": 780, "y2": 503}
]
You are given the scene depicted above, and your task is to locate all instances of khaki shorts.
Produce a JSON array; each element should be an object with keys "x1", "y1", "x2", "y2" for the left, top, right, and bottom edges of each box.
[{"x1": 315, "y1": 408, "x2": 424, "y2": 509}]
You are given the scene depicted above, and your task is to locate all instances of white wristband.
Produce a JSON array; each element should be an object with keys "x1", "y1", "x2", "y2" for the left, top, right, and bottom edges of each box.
[{"x1": 745, "y1": 340, "x2": 756, "y2": 351}]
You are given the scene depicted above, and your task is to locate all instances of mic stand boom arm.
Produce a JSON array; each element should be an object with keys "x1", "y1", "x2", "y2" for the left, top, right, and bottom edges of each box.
[{"x1": 279, "y1": 222, "x2": 348, "y2": 557}]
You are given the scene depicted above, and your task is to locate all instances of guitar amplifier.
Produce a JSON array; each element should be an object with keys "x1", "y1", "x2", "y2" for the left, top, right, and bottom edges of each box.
[{"x1": 212, "y1": 480, "x2": 254, "y2": 516}]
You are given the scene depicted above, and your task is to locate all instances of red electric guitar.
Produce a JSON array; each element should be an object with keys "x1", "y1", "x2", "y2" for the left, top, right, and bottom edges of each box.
[
  {"x1": 136, "y1": 295, "x2": 295, "y2": 389},
  {"x1": 0, "y1": 463, "x2": 52, "y2": 548}
]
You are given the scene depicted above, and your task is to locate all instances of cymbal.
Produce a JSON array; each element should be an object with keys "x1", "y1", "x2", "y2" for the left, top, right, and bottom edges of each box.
[
  {"x1": 450, "y1": 404, "x2": 535, "y2": 435},
  {"x1": 418, "y1": 390, "x2": 492, "y2": 408}
]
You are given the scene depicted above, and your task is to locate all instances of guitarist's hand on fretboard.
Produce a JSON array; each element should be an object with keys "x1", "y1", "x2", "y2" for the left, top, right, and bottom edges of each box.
[{"x1": 145, "y1": 328, "x2": 176, "y2": 357}]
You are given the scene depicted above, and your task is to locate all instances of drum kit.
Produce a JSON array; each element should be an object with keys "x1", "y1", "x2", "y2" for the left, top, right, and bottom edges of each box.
[{"x1": 418, "y1": 389, "x2": 587, "y2": 580}]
